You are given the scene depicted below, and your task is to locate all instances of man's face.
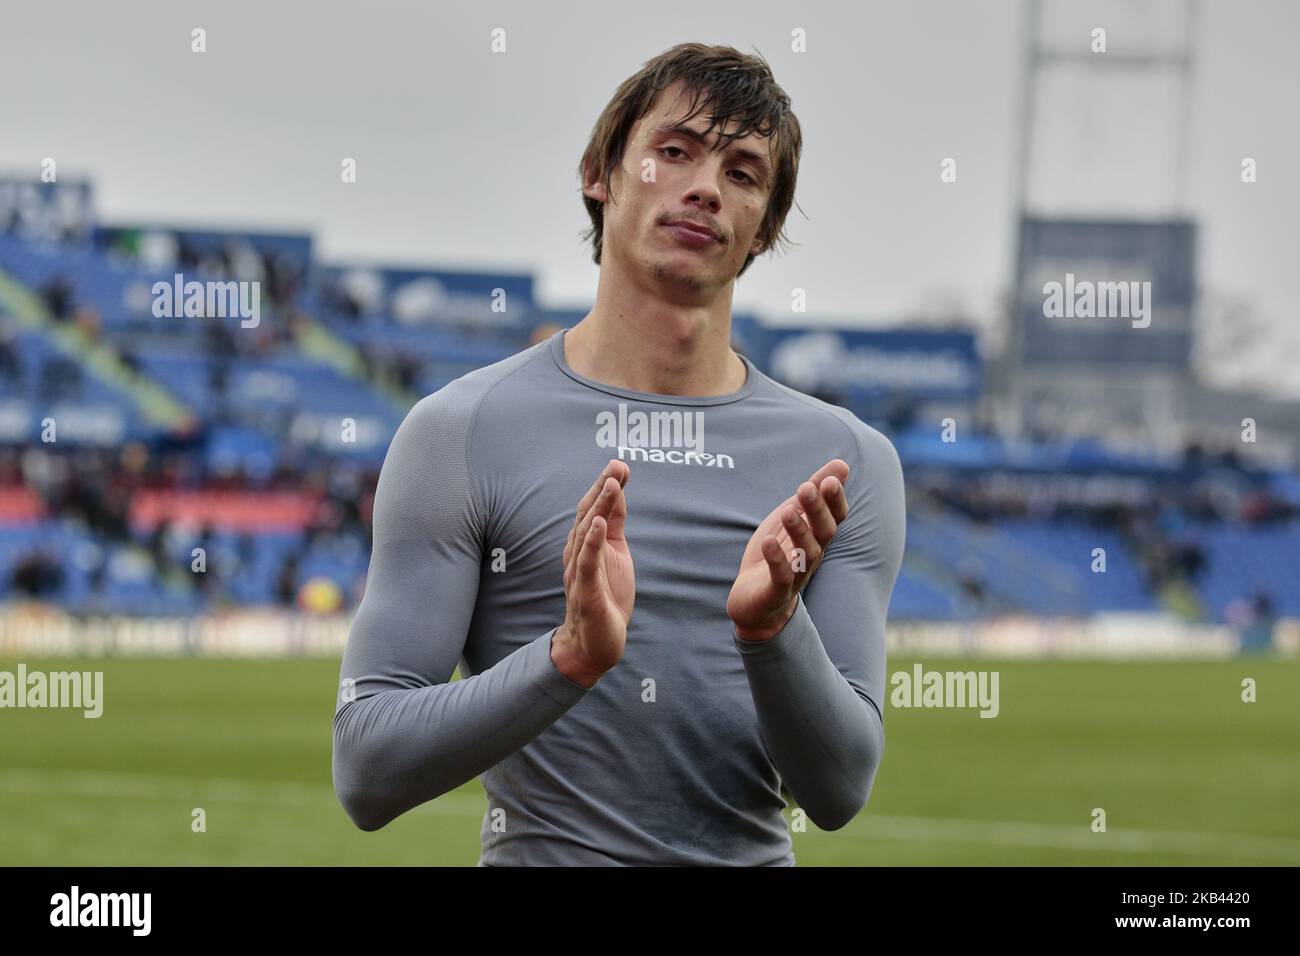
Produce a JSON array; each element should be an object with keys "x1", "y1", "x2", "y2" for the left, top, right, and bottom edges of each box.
[{"x1": 585, "y1": 80, "x2": 773, "y2": 299}]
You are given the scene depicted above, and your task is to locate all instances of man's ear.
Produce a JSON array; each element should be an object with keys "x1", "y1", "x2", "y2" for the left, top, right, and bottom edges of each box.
[{"x1": 582, "y1": 163, "x2": 609, "y2": 204}]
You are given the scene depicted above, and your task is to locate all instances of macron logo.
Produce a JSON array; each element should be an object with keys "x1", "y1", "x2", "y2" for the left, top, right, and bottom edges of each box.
[
  {"x1": 50, "y1": 886, "x2": 151, "y2": 936},
  {"x1": 595, "y1": 402, "x2": 734, "y2": 469}
]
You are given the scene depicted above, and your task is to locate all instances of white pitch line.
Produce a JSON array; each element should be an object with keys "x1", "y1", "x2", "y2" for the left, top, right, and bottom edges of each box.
[
  {"x1": 2, "y1": 767, "x2": 1297, "y2": 862},
  {"x1": 0, "y1": 767, "x2": 485, "y2": 818},
  {"x1": 835, "y1": 813, "x2": 1300, "y2": 863}
]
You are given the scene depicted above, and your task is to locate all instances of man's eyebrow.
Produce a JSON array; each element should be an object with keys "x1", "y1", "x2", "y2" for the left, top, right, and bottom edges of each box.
[{"x1": 650, "y1": 123, "x2": 771, "y2": 182}]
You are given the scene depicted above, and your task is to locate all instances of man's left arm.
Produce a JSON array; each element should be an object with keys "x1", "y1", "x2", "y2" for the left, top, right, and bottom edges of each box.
[{"x1": 730, "y1": 426, "x2": 906, "y2": 831}]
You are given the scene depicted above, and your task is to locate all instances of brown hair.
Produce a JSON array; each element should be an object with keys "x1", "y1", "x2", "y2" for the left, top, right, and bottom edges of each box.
[{"x1": 578, "y1": 42, "x2": 803, "y2": 279}]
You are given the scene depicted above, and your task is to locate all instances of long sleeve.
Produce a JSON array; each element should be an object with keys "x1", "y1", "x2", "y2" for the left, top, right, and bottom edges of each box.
[
  {"x1": 731, "y1": 424, "x2": 906, "y2": 831},
  {"x1": 331, "y1": 389, "x2": 591, "y2": 832}
]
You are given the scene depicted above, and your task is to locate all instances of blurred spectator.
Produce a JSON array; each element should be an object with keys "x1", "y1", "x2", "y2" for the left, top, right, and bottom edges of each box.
[
  {"x1": 0, "y1": 328, "x2": 21, "y2": 385},
  {"x1": 297, "y1": 575, "x2": 343, "y2": 615},
  {"x1": 40, "y1": 275, "x2": 74, "y2": 321},
  {"x1": 11, "y1": 549, "x2": 65, "y2": 597},
  {"x1": 72, "y1": 303, "x2": 102, "y2": 338},
  {"x1": 276, "y1": 552, "x2": 301, "y2": 606},
  {"x1": 884, "y1": 392, "x2": 918, "y2": 433},
  {"x1": 116, "y1": 346, "x2": 142, "y2": 376},
  {"x1": 957, "y1": 556, "x2": 987, "y2": 615},
  {"x1": 1240, "y1": 591, "x2": 1277, "y2": 654}
]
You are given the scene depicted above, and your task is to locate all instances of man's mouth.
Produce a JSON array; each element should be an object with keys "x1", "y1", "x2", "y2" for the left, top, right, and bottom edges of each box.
[{"x1": 663, "y1": 220, "x2": 720, "y2": 244}]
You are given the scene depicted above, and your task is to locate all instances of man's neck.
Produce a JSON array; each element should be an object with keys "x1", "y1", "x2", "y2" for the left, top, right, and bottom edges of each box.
[{"x1": 563, "y1": 290, "x2": 747, "y2": 398}]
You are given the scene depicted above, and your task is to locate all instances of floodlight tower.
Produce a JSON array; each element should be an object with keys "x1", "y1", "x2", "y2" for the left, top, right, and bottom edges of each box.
[{"x1": 996, "y1": 0, "x2": 1201, "y2": 452}]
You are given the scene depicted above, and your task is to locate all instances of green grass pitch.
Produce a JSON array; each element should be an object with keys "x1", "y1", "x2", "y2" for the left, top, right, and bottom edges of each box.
[{"x1": 1, "y1": 655, "x2": 1296, "y2": 865}]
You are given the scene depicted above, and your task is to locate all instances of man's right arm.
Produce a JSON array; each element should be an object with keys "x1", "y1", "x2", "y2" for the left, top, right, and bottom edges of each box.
[{"x1": 331, "y1": 390, "x2": 592, "y2": 831}]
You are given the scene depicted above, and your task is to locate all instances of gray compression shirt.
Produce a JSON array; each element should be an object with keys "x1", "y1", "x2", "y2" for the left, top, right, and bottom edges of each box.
[{"x1": 331, "y1": 327, "x2": 906, "y2": 865}]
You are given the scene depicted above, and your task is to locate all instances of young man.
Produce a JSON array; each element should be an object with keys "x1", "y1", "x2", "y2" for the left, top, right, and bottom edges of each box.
[{"x1": 332, "y1": 42, "x2": 906, "y2": 866}]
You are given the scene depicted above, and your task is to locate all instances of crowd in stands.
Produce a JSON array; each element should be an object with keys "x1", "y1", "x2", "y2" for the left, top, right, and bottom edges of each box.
[
  {"x1": 1, "y1": 442, "x2": 375, "y2": 612},
  {"x1": 0, "y1": 225, "x2": 1294, "y2": 636}
]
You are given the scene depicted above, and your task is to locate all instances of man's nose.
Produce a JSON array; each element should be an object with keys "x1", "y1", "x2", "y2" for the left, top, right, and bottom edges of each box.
[
  {"x1": 685, "y1": 191, "x2": 721, "y2": 213},
  {"x1": 684, "y1": 161, "x2": 725, "y2": 211}
]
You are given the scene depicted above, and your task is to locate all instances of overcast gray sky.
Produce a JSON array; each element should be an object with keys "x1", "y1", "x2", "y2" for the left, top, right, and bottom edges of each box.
[{"x1": 2, "y1": 0, "x2": 1296, "y2": 391}]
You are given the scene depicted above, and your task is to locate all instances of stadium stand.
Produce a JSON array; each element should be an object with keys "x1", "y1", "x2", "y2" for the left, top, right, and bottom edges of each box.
[{"x1": 1, "y1": 194, "x2": 1296, "y2": 633}]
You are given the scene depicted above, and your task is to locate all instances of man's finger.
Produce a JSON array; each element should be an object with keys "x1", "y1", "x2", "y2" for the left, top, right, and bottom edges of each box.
[
  {"x1": 575, "y1": 514, "x2": 607, "y2": 593},
  {"x1": 604, "y1": 472, "x2": 628, "y2": 528},
  {"x1": 762, "y1": 536, "x2": 796, "y2": 589},
  {"x1": 797, "y1": 481, "x2": 837, "y2": 542},
  {"x1": 820, "y1": 474, "x2": 848, "y2": 524},
  {"x1": 579, "y1": 460, "x2": 629, "y2": 515},
  {"x1": 781, "y1": 504, "x2": 822, "y2": 567},
  {"x1": 571, "y1": 476, "x2": 619, "y2": 570},
  {"x1": 765, "y1": 459, "x2": 850, "y2": 532},
  {"x1": 566, "y1": 461, "x2": 629, "y2": 566},
  {"x1": 806, "y1": 458, "x2": 849, "y2": 490}
]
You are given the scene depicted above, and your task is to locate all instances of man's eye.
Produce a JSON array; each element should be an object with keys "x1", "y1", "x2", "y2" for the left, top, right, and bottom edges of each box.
[{"x1": 660, "y1": 147, "x2": 756, "y2": 185}]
